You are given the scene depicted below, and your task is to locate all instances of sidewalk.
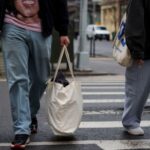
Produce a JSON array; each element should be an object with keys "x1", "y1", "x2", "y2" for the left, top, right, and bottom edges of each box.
[
  {"x1": 74, "y1": 56, "x2": 125, "y2": 76},
  {"x1": 74, "y1": 56, "x2": 125, "y2": 82}
]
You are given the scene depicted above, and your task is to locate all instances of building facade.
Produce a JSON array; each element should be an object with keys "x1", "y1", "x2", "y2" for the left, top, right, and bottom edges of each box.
[
  {"x1": 101, "y1": 0, "x2": 128, "y2": 38},
  {"x1": 67, "y1": 0, "x2": 102, "y2": 37},
  {"x1": 68, "y1": 0, "x2": 101, "y2": 23}
]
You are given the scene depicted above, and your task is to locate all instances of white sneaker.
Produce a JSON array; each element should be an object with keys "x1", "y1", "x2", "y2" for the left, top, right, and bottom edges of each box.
[{"x1": 125, "y1": 127, "x2": 144, "y2": 135}]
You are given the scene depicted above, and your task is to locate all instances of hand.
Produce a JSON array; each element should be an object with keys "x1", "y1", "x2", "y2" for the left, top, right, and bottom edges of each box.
[
  {"x1": 60, "y1": 36, "x2": 70, "y2": 47},
  {"x1": 135, "y1": 59, "x2": 144, "y2": 66}
]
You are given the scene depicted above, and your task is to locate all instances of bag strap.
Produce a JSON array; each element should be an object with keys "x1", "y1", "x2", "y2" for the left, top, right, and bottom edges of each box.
[
  {"x1": 113, "y1": 13, "x2": 126, "y2": 47},
  {"x1": 113, "y1": 0, "x2": 132, "y2": 48},
  {"x1": 64, "y1": 46, "x2": 75, "y2": 79},
  {"x1": 53, "y1": 45, "x2": 75, "y2": 81}
]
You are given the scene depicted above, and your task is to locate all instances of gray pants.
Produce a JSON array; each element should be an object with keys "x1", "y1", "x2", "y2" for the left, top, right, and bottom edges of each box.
[
  {"x1": 2, "y1": 23, "x2": 52, "y2": 134},
  {"x1": 122, "y1": 60, "x2": 150, "y2": 129}
]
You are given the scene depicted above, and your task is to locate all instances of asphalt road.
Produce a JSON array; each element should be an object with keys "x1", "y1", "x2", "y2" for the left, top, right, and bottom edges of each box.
[
  {"x1": 74, "y1": 39, "x2": 113, "y2": 58},
  {"x1": 0, "y1": 39, "x2": 147, "y2": 150},
  {"x1": 1, "y1": 77, "x2": 150, "y2": 150},
  {"x1": 74, "y1": 39, "x2": 125, "y2": 76}
]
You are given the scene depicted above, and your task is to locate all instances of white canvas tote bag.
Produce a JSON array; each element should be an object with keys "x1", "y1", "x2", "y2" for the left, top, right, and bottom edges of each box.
[
  {"x1": 45, "y1": 46, "x2": 83, "y2": 136},
  {"x1": 113, "y1": 13, "x2": 132, "y2": 67}
]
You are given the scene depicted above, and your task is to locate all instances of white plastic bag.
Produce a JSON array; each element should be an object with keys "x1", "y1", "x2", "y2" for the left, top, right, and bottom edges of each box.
[
  {"x1": 45, "y1": 46, "x2": 83, "y2": 136},
  {"x1": 113, "y1": 13, "x2": 132, "y2": 67}
]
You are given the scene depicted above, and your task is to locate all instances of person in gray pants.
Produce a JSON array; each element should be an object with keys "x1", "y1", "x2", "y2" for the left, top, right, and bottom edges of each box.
[{"x1": 122, "y1": 0, "x2": 150, "y2": 135}]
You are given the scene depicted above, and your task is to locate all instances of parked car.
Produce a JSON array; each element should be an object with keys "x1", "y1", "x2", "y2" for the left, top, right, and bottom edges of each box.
[{"x1": 86, "y1": 25, "x2": 110, "y2": 41}]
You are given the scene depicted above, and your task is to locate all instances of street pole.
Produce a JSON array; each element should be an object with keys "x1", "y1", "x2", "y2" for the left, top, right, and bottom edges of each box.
[
  {"x1": 93, "y1": 2, "x2": 96, "y2": 24},
  {"x1": 76, "y1": 0, "x2": 90, "y2": 70}
]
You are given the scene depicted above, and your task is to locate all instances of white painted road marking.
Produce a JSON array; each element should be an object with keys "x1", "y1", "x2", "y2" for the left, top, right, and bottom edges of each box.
[
  {"x1": 79, "y1": 120, "x2": 150, "y2": 128},
  {"x1": 1, "y1": 140, "x2": 150, "y2": 150},
  {"x1": 1, "y1": 80, "x2": 150, "y2": 149},
  {"x1": 82, "y1": 91, "x2": 124, "y2": 95},
  {"x1": 82, "y1": 86, "x2": 124, "y2": 89},
  {"x1": 83, "y1": 98, "x2": 150, "y2": 103},
  {"x1": 83, "y1": 99, "x2": 124, "y2": 103},
  {"x1": 83, "y1": 110, "x2": 122, "y2": 115},
  {"x1": 81, "y1": 82, "x2": 124, "y2": 86}
]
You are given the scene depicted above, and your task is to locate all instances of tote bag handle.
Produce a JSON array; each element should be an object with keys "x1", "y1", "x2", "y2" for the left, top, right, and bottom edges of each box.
[{"x1": 53, "y1": 45, "x2": 75, "y2": 81}]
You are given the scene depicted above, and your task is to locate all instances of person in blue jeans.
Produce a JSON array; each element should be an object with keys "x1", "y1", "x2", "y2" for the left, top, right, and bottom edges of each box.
[
  {"x1": 122, "y1": 0, "x2": 150, "y2": 136},
  {"x1": 0, "y1": 0, "x2": 69, "y2": 149}
]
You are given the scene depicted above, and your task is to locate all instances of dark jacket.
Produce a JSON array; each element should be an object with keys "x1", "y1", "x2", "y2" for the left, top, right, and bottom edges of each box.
[
  {"x1": 0, "y1": 0, "x2": 69, "y2": 37},
  {"x1": 125, "y1": 0, "x2": 150, "y2": 60}
]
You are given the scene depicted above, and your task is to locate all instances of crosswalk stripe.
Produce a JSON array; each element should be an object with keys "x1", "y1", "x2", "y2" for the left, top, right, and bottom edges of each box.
[
  {"x1": 83, "y1": 110, "x2": 122, "y2": 115},
  {"x1": 83, "y1": 99, "x2": 124, "y2": 103},
  {"x1": 82, "y1": 86, "x2": 124, "y2": 89},
  {"x1": 79, "y1": 120, "x2": 150, "y2": 128},
  {"x1": 0, "y1": 139, "x2": 150, "y2": 149},
  {"x1": 83, "y1": 109, "x2": 150, "y2": 115},
  {"x1": 81, "y1": 81, "x2": 124, "y2": 84},
  {"x1": 82, "y1": 91, "x2": 124, "y2": 95},
  {"x1": 81, "y1": 83, "x2": 124, "y2": 86},
  {"x1": 97, "y1": 139, "x2": 150, "y2": 150},
  {"x1": 83, "y1": 99, "x2": 150, "y2": 103},
  {"x1": 2, "y1": 80, "x2": 149, "y2": 150},
  {"x1": 84, "y1": 99, "x2": 123, "y2": 103}
]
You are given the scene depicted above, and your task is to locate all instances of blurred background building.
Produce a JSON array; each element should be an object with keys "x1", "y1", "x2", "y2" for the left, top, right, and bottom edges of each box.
[
  {"x1": 67, "y1": 0, "x2": 128, "y2": 39},
  {"x1": 101, "y1": 0, "x2": 128, "y2": 39},
  {"x1": 68, "y1": 0, "x2": 102, "y2": 38}
]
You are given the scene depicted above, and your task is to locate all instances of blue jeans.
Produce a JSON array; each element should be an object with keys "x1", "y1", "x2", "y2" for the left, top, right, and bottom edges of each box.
[{"x1": 1, "y1": 24, "x2": 52, "y2": 135}]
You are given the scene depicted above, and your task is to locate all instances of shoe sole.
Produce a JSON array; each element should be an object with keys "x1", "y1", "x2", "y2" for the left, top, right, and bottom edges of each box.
[
  {"x1": 127, "y1": 131, "x2": 144, "y2": 136},
  {"x1": 125, "y1": 129, "x2": 144, "y2": 136},
  {"x1": 10, "y1": 138, "x2": 30, "y2": 150},
  {"x1": 11, "y1": 145, "x2": 26, "y2": 150}
]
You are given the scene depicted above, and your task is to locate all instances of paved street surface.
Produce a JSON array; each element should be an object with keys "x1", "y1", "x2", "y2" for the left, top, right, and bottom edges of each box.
[
  {"x1": 74, "y1": 40, "x2": 125, "y2": 75},
  {"x1": 1, "y1": 76, "x2": 150, "y2": 150}
]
